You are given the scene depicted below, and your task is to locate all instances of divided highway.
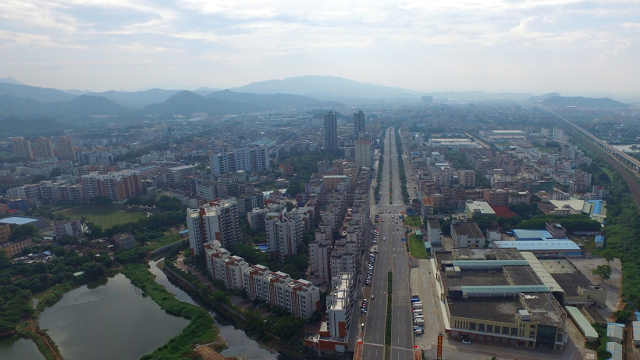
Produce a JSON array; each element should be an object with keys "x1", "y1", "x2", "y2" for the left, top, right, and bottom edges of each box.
[{"x1": 362, "y1": 127, "x2": 413, "y2": 360}]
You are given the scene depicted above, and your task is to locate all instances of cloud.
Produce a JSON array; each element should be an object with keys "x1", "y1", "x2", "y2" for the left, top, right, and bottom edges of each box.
[{"x1": 0, "y1": 0, "x2": 638, "y2": 93}]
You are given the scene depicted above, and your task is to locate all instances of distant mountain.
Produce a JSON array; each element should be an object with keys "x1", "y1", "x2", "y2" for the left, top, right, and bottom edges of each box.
[
  {"x1": 139, "y1": 91, "x2": 265, "y2": 117},
  {"x1": 0, "y1": 77, "x2": 25, "y2": 85},
  {"x1": 529, "y1": 92, "x2": 561, "y2": 101},
  {"x1": 542, "y1": 96, "x2": 630, "y2": 109},
  {"x1": 421, "y1": 91, "x2": 536, "y2": 102},
  {"x1": 207, "y1": 89, "x2": 335, "y2": 109},
  {"x1": 233, "y1": 75, "x2": 421, "y2": 100},
  {"x1": 0, "y1": 83, "x2": 77, "y2": 103},
  {"x1": 63, "y1": 89, "x2": 92, "y2": 96},
  {"x1": 0, "y1": 94, "x2": 132, "y2": 119},
  {"x1": 50, "y1": 95, "x2": 132, "y2": 116},
  {"x1": 90, "y1": 89, "x2": 181, "y2": 109},
  {"x1": 193, "y1": 87, "x2": 223, "y2": 97}
]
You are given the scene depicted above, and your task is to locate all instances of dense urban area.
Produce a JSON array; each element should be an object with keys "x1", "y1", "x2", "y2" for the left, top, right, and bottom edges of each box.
[{"x1": 2, "y1": 86, "x2": 640, "y2": 360}]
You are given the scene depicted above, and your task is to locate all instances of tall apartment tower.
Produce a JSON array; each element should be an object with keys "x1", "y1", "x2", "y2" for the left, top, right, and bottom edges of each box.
[
  {"x1": 323, "y1": 112, "x2": 338, "y2": 150},
  {"x1": 11, "y1": 138, "x2": 33, "y2": 159},
  {"x1": 55, "y1": 137, "x2": 76, "y2": 160},
  {"x1": 355, "y1": 139, "x2": 372, "y2": 168},
  {"x1": 353, "y1": 111, "x2": 365, "y2": 138},
  {"x1": 186, "y1": 199, "x2": 240, "y2": 255},
  {"x1": 32, "y1": 137, "x2": 55, "y2": 158}
]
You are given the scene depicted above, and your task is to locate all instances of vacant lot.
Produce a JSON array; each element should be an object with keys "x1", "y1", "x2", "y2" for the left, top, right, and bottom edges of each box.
[
  {"x1": 63, "y1": 204, "x2": 148, "y2": 229},
  {"x1": 409, "y1": 234, "x2": 427, "y2": 259}
]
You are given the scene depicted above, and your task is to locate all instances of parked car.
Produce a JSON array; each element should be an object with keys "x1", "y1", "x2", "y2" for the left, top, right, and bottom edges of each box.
[{"x1": 462, "y1": 340, "x2": 471, "y2": 344}]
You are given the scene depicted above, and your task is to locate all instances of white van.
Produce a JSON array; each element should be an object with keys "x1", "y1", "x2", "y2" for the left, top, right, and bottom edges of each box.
[{"x1": 412, "y1": 302, "x2": 423, "y2": 309}]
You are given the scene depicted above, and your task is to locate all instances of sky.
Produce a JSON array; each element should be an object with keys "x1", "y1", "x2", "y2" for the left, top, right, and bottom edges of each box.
[{"x1": 1, "y1": 0, "x2": 639, "y2": 96}]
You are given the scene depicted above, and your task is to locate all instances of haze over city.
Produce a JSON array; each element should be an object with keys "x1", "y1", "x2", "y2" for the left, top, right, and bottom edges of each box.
[{"x1": 1, "y1": 0, "x2": 639, "y2": 97}]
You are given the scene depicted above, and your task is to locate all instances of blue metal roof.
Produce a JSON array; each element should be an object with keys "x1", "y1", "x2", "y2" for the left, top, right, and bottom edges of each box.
[
  {"x1": 493, "y1": 240, "x2": 580, "y2": 251},
  {"x1": 595, "y1": 235, "x2": 604, "y2": 243},
  {"x1": 512, "y1": 229, "x2": 553, "y2": 241},
  {"x1": 0, "y1": 217, "x2": 38, "y2": 225}
]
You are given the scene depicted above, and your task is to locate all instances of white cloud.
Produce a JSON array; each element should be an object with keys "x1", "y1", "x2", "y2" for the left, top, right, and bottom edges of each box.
[{"x1": 0, "y1": 0, "x2": 638, "y2": 93}]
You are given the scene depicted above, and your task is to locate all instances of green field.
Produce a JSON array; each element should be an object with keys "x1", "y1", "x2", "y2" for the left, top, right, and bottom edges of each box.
[
  {"x1": 409, "y1": 234, "x2": 427, "y2": 259},
  {"x1": 63, "y1": 204, "x2": 148, "y2": 229},
  {"x1": 404, "y1": 215, "x2": 422, "y2": 228}
]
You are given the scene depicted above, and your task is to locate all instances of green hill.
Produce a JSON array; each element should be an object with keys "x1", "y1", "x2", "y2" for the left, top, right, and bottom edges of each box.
[
  {"x1": 139, "y1": 91, "x2": 265, "y2": 117},
  {"x1": 542, "y1": 96, "x2": 629, "y2": 109},
  {"x1": 0, "y1": 83, "x2": 76, "y2": 102}
]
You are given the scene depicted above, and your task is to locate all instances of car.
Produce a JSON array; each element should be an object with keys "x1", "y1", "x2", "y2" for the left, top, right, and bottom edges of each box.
[
  {"x1": 371, "y1": 295, "x2": 374, "y2": 300},
  {"x1": 462, "y1": 340, "x2": 471, "y2": 344}
]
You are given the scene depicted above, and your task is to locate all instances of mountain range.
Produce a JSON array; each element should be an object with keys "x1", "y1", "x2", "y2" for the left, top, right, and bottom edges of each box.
[{"x1": 0, "y1": 76, "x2": 634, "y2": 127}]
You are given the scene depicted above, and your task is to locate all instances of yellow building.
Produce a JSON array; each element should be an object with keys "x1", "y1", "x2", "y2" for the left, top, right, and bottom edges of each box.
[
  {"x1": 0, "y1": 223, "x2": 10, "y2": 244},
  {"x1": 0, "y1": 238, "x2": 33, "y2": 258}
]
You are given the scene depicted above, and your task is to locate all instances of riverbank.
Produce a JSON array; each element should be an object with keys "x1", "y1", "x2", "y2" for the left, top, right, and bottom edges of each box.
[
  {"x1": 15, "y1": 282, "x2": 75, "y2": 360},
  {"x1": 160, "y1": 261, "x2": 313, "y2": 358},
  {"x1": 122, "y1": 263, "x2": 221, "y2": 359}
]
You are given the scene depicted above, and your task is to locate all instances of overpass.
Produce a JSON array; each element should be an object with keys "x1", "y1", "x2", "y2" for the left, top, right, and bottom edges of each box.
[{"x1": 545, "y1": 107, "x2": 640, "y2": 173}]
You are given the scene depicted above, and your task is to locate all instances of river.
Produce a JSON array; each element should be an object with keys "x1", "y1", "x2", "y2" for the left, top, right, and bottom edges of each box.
[
  {"x1": 38, "y1": 274, "x2": 190, "y2": 360},
  {"x1": 147, "y1": 260, "x2": 281, "y2": 360}
]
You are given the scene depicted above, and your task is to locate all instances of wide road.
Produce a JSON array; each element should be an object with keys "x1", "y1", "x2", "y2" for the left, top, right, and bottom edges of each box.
[{"x1": 362, "y1": 127, "x2": 413, "y2": 360}]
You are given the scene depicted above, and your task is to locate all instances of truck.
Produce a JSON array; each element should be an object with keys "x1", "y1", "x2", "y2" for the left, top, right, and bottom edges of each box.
[
  {"x1": 412, "y1": 302, "x2": 423, "y2": 309},
  {"x1": 414, "y1": 328, "x2": 424, "y2": 335},
  {"x1": 414, "y1": 318, "x2": 425, "y2": 326}
]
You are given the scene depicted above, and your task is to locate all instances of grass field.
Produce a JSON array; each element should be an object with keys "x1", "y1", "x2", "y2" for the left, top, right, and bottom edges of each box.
[
  {"x1": 404, "y1": 215, "x2": 422, "y2": 228},
  {"x1": 409, "y1": 234, "x2": 427, "y2": 259},
  {"x1": 63, "y1": 204, "x2": 148, "y2": 229}
]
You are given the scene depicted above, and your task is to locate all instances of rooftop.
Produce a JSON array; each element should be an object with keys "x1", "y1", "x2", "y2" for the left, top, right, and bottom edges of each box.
[
  {"x1": 452, "y1": 222, "x2": 484, "y2": 239},
  {"x1": 493, "y1": 240, "x2": 580, "y2": 252},
  {"x1": 0, "y1": 217, "x2": 37, "y2": 225}
]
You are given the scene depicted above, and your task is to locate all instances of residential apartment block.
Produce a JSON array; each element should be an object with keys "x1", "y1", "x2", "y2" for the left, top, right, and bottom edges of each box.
[{"x1": 186, "y1": 199, "x2": 240, "y2": 255}]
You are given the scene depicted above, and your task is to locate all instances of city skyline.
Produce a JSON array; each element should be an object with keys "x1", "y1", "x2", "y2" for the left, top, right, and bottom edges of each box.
[{"x1": 1, "y1": 0, "x2": 639, "y2": 96}]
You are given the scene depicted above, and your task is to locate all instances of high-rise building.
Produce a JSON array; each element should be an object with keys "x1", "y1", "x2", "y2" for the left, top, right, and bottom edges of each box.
[
  {"x1": 81, "y1": 170, "x2": 142, "y2": 202},
  {"x1": 11, "y1": 138, "x2": 33, "y2": 159},
  {"x1": 266, "y1": 208, "x2": 303, "y2": 262},
  {"x1": 186, "y1": 199, "x2": 240, "y2": 255},
  {"x1": 323, "y1": 112, "x2": 338, "y2": 150},
  {"x1": 210, "y1": 146, "x2": 269, "y2": 175},
  {"x1": 55, "y1": 137, "x2": 76, "y2": 160},
  {"x1": 353, "y1": 111, "x2": 365, "y2": 138},
  {"x1": 31, "y1": 137, "x2": 55, "y2": 159},
  {"x1": 355, "y1": 138, "x2": 372, "y2": 168}
]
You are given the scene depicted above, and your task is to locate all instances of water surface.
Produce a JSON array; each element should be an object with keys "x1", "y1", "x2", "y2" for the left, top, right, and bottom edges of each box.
[
  {"x1": 39, "y1": 273, "x2": 189, "y2": 360},
  {"x1": 0, "y1": 336, "x2": 45, "y2": 360}
]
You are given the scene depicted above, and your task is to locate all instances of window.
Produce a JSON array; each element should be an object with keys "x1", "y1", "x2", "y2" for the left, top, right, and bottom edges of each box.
[
  {"x1": 502, "y1": 327, "x2": 509, "y2": 334},
  {"x1": 529, "y1": 331, "x2": 535, "y2": 338},
  {"x1": 478, "y1": 324, "x2": 485, "y2": 332},
  {"x1": 494, "y1": 326, "x2": 501, "y2": 334},
  {"x1": 470, "y1": 323, "x2": 477, "y2": 330},
  {"x1": 487, "y1": 325, "x2": 493, "y2": 333},
  {"x1": 511, "y1": 328, "x2": 518, "y2": 336}
]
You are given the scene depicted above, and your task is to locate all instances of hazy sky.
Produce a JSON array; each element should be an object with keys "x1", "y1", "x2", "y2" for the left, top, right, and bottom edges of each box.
[{"x1": 1, "y1": 0, "x2": 639, "y2": 95}]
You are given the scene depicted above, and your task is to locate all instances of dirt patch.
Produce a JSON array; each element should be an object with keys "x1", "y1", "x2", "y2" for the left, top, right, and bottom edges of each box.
[
  {"x1": 569, "y1": 258, "x2": 622, "y2": 315},
  {"x1": 194, "y1": 345, "x2": 235, "y2": 360}
]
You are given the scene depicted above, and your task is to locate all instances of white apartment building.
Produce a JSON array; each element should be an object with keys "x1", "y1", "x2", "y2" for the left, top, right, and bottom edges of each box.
[
  {"x1": 326, "y1": 273, "x2": 356, "y2": 342},
  {"x1": 355, "y1": 139, "x2": 372, "y2": 168},
  {"x1": 266, "y1": 209, "x2": 303, "y2": 261},
  {"x1": 308, "y1": 240, "x2": 331, "y2": 283},
  {"x1": 186, "y1": 199, "x2": 240, "y2": 255},
  {"x1": 210, "y1": 146, "x2": 270, "y2": 175}
]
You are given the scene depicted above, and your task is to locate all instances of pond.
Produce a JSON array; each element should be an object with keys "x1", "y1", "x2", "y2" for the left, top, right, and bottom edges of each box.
[
  {"x1": 147, "y1": 259, "x2": 281, "y2": 360},
  {"x1": 39, "y1": 273, "x2": 190, "y2": 360},
  {"x1": 0, "y1": 336, "x2": 44, "y2": 360}
]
